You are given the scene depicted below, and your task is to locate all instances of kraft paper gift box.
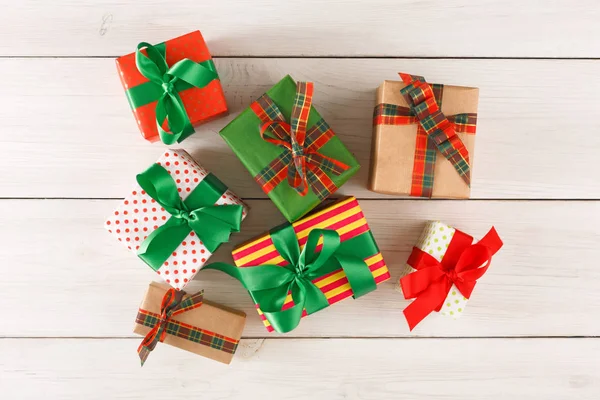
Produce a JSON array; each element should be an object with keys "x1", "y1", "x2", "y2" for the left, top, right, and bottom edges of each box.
[
  {"x1": 104, "y1": 149, "x2": 248, "y2": 290},
  {"x1": 215, "y1": 196, "x2": 390, "y2": 333},
  {"x1": 116, "y1": 31, "x2": 228, "y2": 143},
  {"x1": 220, "y1": 75, "x2": 360, "y2": 222},
  {"x1": 399, "y1": 221, "x2": 503, "y2": 330},
  {"x1": 369, "y1": 73, "x2": 479, "y2": 198},
  {"x1": 134, "y1": 282, "x2": 246, "y2": 365}
]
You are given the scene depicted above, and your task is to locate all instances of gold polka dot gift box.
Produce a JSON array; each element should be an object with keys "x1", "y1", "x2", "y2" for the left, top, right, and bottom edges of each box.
[
  {"x1": 399, "y1": 221, "x2": 503, "y2": 330},
  {"x1": 104, "y1": 149, "x2": 248, "y2": 290}
]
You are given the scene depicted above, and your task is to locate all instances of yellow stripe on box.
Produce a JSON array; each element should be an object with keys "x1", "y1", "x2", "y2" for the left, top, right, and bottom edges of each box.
[
  {"x1": 233, "y1": 198, "x2": 359, "y2": 255},
  {"x1": 234, "y1": 212, "x2": 366, "y2": 266}
]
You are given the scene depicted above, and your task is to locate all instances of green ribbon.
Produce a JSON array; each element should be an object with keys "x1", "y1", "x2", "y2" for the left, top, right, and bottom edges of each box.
[
  {"x1": 136, "y1": 163, "x2": 243, "y2": 270},
  {"x1": 205, "y1": 225, "x2": 377, "y2": 333},
  {"x1": 127, "y1": 42, "x2": 220, "y2": 144}
]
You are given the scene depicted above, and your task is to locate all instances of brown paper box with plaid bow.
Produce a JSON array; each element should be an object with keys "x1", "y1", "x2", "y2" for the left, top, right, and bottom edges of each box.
[
  {"x1": 133, "y1": 282, "x2": 246, "y2": 365},
  {"x1": 369, "y1": 73, "x2": 479, "y2": 198}
]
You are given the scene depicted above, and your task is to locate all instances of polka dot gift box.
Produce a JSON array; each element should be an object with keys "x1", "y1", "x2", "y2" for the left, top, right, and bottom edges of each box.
[
  {"x1": 116, "y1": 31, "x2": 228, "y2": 144},
  {"x1": 104, "y1": 149, "x2": 248, "y2": 290},
  {"x1": 399, "y1": 221, "x2": 503, "y2": 330}
]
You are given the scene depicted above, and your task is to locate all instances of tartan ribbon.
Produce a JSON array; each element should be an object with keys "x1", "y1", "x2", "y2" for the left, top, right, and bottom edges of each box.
[
  {"x1": 136, "y1": 288, "x2": 240, "y2": 365},
  {"x1": 127, "y1": 41, "x2": 219, "y2": 145},
  {"x1": 400, "y1": 227, "x2": 503, "y2": 330},
  {"x1": 135, "y1": 163, "x2": 243, "y2": 270},
  {"x1": 250, "y1": 82, "x2": 350, "y2": 200},
  {"x1": 205, "y1": 225, "x2": 377, "y2": 333},
  {"x1": 373, "y1": 73, "x2": 477, "y2": 197}
]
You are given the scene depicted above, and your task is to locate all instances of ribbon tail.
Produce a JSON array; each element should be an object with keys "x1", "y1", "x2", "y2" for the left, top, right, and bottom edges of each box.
[
  {"x1": 189, "y1": 205, "x2": 244, "y2": 253},
  {"x1": 402, "y1": 280, "x2": 451, "y2": 331}
]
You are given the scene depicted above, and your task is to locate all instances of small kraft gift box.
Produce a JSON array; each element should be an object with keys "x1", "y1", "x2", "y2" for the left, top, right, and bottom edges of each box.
[
  {"x1": 134, "y1": 282, "x2": 246, "y2": 365},
  {"x1": 116, "y1": 31, "x2": 228, "y2": 144},
  {"x1": 370, "y1": 73, "x2": 479, "y2": 198},
  {"x1": 104, "y1": 149, "x2": 248, "y2": 290},
  {"x1": 219, "y1": 75, "x2": 360, "y2": 222},
  {"x1": 399, "y1": 221, "x2": 503, "y2": 330},
  {"x1": 205, "y1": 196, "x2": 390, "y2": 333}
]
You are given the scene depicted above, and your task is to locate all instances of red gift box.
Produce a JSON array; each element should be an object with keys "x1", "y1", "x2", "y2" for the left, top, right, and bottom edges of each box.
[{"x1": 116, "y1": 31, "x2": 228, "y2": 143}]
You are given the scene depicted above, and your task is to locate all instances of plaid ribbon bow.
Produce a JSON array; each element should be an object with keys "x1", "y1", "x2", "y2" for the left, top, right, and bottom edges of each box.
[
  {"x1": 136, "y1": 288, "x2": 240, "y2": 366},
  {"x1": 251, "y1": 82, "x2": 350, "y2": 199},
  {"x1": 373, "y1": 73, "x2": 477, "y2": 197}
]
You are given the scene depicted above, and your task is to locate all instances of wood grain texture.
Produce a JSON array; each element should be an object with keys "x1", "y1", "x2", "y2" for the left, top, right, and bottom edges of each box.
[
  {"x1": 2, "y1": 199, "x2": 599, "y2": 338},
  {"x1": 1, "y1": 338, "x2": 598, "y2": 400},
  {"x1": 1, "y1": 0, "x2": 599, "y2": 57},
  {"x1": 2, "y1": 58, "x2": 600, "y2": 199}
]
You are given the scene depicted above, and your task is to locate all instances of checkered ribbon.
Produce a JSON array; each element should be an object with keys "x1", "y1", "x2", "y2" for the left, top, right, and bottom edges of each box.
[
  {"x1": 250, "y1": 82, "x2": 350, "y2": 199},
  {"x1": 136, "y1": 288, "x2": 239, "y2": 366},
  {"x1": 373, "y1": 73, "x2": 477, "y2": 197}
]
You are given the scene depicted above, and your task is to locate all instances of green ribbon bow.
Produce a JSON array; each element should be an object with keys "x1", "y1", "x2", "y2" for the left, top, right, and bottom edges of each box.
[
  {"x1": 136, "y1": 163, "x2": 243, "y2": 270},
  {"x1": 205, "y1": 225, "x2": 377, "y2": 333},
  {"x1": 126, "y1": 42, "x2": 219, "y2": 144}
]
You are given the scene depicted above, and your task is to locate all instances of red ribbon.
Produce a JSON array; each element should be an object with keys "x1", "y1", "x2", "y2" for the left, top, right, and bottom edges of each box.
[{"x1": 400, "y1": 226, "x2": 503, "y2": 330}]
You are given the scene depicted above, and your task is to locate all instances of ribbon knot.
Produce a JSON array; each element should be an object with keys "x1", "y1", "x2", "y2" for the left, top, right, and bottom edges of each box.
[
  {"x1": 137, "y1": 288, "x2": 204, "y2": 366},
  {"x1": 172, "y1": 207, "x2": 197, "y2": 223},
  {"x1": 161, "y1": 80, "x2": 175, "y2": 94},
  {"x1": 205, "y1": 225, "x2": 377, "y2": 333},
  {"x1": 400, "y1": 226, "x2": 503, "y2": 331},
  {"x1": 252, "y1": 81, "x2": 351, "y2": 199},
  {"x1": 133, "y1": 41, "x2": 220, "y2": 145}
]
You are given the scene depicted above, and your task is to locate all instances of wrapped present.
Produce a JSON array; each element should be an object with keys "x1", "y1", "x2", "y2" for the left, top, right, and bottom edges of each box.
[
  {"x1": 134, "y1": 282, "x2": 246, "y2": 365},
  {"x1": 205, "y1": 197, "x2": 390, "y2": 333},
  {"x1": 116, "y1": 31, "x2": 227, "y2": 144},
  {"x1": 399, "y1": 221, "x2": 503, "y2": 330},
  {"x1": 220, "y1": 76, "x2": 360, "y2": 222},
  {"x1": 104, "y1": 149, "x2": 248, "y2": 290},
  {"x1": 369, "y1": 73, "x2": 479, "y2": 198}
]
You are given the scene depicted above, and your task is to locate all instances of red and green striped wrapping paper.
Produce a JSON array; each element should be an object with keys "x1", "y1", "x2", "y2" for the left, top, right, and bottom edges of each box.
[{"x1": 231, "y1": 197, "x2": 390, "y2": 332}]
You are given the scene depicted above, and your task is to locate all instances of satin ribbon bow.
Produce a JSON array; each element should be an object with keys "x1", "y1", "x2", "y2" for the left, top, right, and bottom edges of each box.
[
  {"x1": 134, "y1": 42, "x2": 219, "y2": 144},
  {"x1": 137, "y1": 288, "x2": 204, "y2": 365},
  {"x1": 400, "y1": 226, "x2": 503, "y2": 330},
  {"x1": 136, "y1": 163, "x2": 243, "y2": 270},
  {"x1": 257, "y1": 81, "x2": 350, "y2": 197},
  {"x1": 205, "y1": 225, "x2": 377, "y2": 333}
]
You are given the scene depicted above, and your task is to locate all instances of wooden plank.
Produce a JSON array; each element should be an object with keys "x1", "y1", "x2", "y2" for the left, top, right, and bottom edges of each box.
[
  {"x1": 1, "y1": 338, "x2": 598, "y2": 399},
  {"x1": 2, "y1": 199, "x2": 599, "y2": 338},
  {"x1": 1, "y1": 1, "x2": 599, "y2": 57},
  {"x1": 1, "y1": 58, "x2": 600, "y2": 199}
]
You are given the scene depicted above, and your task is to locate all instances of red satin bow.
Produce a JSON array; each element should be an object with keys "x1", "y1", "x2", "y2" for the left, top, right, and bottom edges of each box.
[{"x1": 400, "y1": 226, "x2": 503, "y2": 330}]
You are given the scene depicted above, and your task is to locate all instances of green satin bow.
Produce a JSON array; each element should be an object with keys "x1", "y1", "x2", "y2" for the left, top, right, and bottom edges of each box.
[
  {"x1": 129, "y1": 42, "x2": 219, "y2": 144},
  {"x1": 136, "y1": 163, "x2": 243, "y2": 270},
  {"x1": 205, "y1": 225, "x2": 377, "y2": 333}
]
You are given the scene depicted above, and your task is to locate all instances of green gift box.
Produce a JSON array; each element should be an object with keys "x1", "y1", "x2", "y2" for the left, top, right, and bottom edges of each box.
[{"x1": 219, "y1": 75, "x2": 360, "y2": 222}]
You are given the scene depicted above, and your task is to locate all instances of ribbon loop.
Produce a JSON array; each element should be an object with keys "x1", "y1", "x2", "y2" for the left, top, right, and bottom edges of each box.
[
  {"x1": 400, "y1": 225, "x2": 502, "y2": 330},
  {"x1": 205, "y1": 225, "x2": 377, "y2": 333}
]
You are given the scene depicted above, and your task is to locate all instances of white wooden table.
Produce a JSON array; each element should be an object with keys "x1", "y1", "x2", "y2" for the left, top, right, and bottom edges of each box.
[{"x1": 2, "y1": 1, "x2": 600, "y2": 399}]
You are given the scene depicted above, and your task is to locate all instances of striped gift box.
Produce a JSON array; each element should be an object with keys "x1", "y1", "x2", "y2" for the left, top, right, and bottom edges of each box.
[{"x1": 232, "y1": 196, "x2": 390, "y2": 332}]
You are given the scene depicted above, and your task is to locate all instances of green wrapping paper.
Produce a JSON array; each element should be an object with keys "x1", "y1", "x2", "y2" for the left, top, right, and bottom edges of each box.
[{"x1": 219, "y1": 75, "x2": 360, "y2": 222}]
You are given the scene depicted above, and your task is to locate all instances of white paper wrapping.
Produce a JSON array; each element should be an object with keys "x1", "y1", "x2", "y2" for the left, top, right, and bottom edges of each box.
[{"x1": 104, "y1": 149, "x2": 248, "y2": 290}]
